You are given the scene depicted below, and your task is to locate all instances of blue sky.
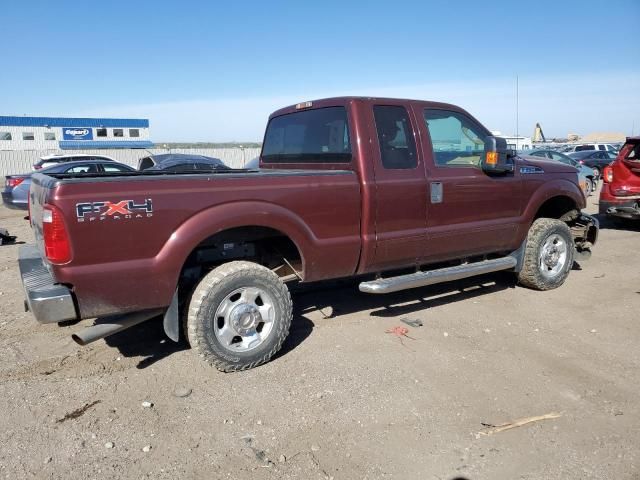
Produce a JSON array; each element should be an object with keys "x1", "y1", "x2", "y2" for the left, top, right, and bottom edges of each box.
[{"x1": 2, "y1": 0, "x2": 639, "y2": 141}]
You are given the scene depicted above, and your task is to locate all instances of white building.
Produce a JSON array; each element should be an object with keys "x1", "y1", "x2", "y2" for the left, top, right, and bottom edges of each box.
[
  {"x1": 492, "y1": 132, "x2": 532, "y2": 151},
  {"x1": 0, "y1": 116, "x2": 153, "y2": 151},
  {"x1": 500, "y1": 135, "x2": 532, "y2": 151}
]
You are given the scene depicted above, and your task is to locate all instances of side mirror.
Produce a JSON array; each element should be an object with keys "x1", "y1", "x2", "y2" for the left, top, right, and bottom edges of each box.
[{"x1": 481, "y1": 136, "x2": 514, "y2": 174}]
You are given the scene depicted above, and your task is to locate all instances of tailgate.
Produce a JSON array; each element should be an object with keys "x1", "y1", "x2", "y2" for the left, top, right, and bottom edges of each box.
[{"x1": 28, "y1": 173, "x2": 57, "y2": 262}]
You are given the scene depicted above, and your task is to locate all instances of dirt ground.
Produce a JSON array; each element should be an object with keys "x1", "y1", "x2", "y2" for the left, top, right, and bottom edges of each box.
[{"x1": 1, "y1": 192, "x2": 639, "y2": 480}]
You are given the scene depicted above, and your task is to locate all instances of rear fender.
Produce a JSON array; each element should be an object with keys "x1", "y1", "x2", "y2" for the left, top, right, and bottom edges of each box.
[{"x1": 153, "y1": 200, "x2": 315, "y2": 296}]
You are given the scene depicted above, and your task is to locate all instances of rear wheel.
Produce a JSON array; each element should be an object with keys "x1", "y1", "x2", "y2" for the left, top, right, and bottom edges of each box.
[
  {"x1": 187, "y1": 261, "x2": 292, "y2": 372},
  {"x1": 517, "y1": 218, "x2": 575, "y2": 291}
]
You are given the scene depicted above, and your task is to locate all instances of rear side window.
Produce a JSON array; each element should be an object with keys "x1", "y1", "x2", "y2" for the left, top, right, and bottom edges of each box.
[
  {"x1": 0, "y1": 132, "x2": 11, "y2": 140},
  {"x1": 102, "y1": 164, "x2": 132, "y2": 172},
  {"x1": 575, "y1": 145, "x2": 595, "y2": 151},
  {"x1": 424, "y1": 109, "x2": 486, "y2": 167},
  {"x1": 65, "y1": 164, "x2": 99, "y2": 174},
  {"x1": 550, "y1": 152, "x2": 571, "y2": 165},
  {"x1": 373, "y1": 105, "x2": 417, "y2": 169},
  {"x1": 262, "y1": 107, "x2": 351, "y2": 164}
]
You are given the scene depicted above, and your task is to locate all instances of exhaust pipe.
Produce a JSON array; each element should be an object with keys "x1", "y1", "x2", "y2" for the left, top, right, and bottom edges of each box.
[{"x1": 72, "y1": 309, "x2": 163, "y2": 346}]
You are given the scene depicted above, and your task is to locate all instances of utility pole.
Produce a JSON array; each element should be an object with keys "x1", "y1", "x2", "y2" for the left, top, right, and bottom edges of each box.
[{"x1": 516, "y1": 75, "x2": 519, "y2": 143}]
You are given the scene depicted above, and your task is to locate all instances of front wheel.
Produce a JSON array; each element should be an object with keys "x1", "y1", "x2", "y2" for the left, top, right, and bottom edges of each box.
[
  {"x1": 517, "y1": 218, "x2": 575, "y2": 291},
  {"x1": 592, "y1": 167, "x2": 600, "y2": 179},
  {"x1": 187, "y1": 261, "x2": 293, "y2": 372}
]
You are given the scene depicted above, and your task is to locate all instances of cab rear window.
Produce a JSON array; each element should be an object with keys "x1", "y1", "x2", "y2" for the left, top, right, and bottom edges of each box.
[{"x1": 262, "y1": 107, "x2": 351, "y2": 164}]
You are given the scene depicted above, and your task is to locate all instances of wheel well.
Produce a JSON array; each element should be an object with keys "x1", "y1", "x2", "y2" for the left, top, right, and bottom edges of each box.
[
  {"x1": 179, "y1": 226, "x2": 303, "y2": 291},
  {"x1": 534, "y1": 196, "x2": 578, "y2": 220}
]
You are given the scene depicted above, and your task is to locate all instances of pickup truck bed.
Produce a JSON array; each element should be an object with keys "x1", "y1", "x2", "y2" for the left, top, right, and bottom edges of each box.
[{"x1": 28, "y1": 168, "x2": 360, "y2": 320}]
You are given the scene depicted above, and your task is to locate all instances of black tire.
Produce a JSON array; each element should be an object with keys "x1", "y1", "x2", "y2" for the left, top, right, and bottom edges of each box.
[
  {"x1": 581, "y1": 178, "x2": 592, "y2": 198},
  {"x1": 517, "y1": 218, "x2": 575, "y2": 291},
  {"x1": 187, "y1": 261, "x2": 292, "y2": 372}
]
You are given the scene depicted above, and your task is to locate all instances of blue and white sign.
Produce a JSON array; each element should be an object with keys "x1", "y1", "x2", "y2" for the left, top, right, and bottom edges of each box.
[{"x1": 62, "y1": 127, "x2": 93, "y2": 140}]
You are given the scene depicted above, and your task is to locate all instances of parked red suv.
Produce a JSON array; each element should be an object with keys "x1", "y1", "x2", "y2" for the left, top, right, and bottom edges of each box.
[{"x1": 600, "y1": 137, "x2": 640, "y2": 220}]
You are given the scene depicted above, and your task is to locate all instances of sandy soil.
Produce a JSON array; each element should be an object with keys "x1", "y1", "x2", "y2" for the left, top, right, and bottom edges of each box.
[{"x1": 0, "y1": 192, "x2": 639, "y2": 480}]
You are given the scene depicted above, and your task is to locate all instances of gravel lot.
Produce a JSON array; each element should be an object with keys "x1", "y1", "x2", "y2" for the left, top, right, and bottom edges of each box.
[{"x1": 1, "y1": 192, "x2": 639, "y2": 480}]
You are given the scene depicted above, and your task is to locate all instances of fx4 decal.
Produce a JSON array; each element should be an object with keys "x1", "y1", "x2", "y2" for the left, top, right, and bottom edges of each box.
[{"x1": 76, "y1": 199, "x2": 153, "y2": 222}]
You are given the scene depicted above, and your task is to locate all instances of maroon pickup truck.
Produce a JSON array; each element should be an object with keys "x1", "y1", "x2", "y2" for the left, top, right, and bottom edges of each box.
[{"x1": 20, "y1": 97, "x2": 598, "y2": 372}]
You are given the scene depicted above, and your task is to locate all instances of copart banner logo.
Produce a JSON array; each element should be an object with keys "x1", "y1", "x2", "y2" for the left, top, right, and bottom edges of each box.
[
  {"x1": 62, "y1": 127, "x2": 93, "y2": 140},
  {"x1": 76, "y1": 199, "x2": 153, "y2": 222}
]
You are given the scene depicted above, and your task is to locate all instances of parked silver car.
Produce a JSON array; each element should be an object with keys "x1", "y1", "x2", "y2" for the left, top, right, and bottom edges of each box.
[
  {"x1": 525, "y1": 149, "x2": 597, "y2": 196},
  {"x1": 33, "y1": 153, "x2": 116, "y2": 170},
  {"x1": 2, "y1": 160, "x2": 135, "y2": 210}
]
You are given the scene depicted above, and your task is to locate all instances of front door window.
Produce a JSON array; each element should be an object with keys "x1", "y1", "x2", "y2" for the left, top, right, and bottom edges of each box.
[{"x1": 423, "y1": 110, "x2": 486, "y2": 168}]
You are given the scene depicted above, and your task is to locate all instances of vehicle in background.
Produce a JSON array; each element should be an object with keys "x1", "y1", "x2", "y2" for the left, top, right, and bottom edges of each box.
[
  {"x1": 563, "y1": 143, "x2": 618, "y2": 154},
  {"x1": 138, "y1": 153, "x2": 228, "y2": 171},
  {"x1": 34, "y1": 153, "x2": 116, "y2": 170},
  {"x1": 3, "y1": 160, "x2": 135, "y2": 210},
  {"x1": 525, "y1": 149, "x2": 596, "y2": 196},
  {"x1": 568, "y1": 150, "x2": 617, "y2": 178},
  {"x1": 599, "y1": 137, "x2": 640, "y2": 221},
  {"x1": 20, "y1": 96, "x2": 599, "y2": 373}
]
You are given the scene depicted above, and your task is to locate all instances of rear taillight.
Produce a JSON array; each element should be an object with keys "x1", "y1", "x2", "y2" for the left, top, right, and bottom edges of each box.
[
  {"x1": 6, "y1": 177, "x2": 25, "y2": 188},
  {"x1": 603, "y1": 166, "x2": 613, "y2": 183},
  {"x1": 33, "y1": 165, "x2": 42, "y2": 170},
  {"x1": 43, "y1": 204, "x2": 72, "y2": 264}
]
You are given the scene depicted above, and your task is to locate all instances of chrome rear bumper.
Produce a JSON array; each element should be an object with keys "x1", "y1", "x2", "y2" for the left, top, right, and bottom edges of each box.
[{"x1": 18, "y1": 245, "x2": 77, "y2": 324}]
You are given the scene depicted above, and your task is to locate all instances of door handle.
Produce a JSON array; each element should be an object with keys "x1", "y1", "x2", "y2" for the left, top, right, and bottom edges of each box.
[{"x1": 430, "y1": 182, "x2": 443, "y2": 204}]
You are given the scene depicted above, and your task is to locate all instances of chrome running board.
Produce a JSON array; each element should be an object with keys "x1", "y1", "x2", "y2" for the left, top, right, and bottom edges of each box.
[{"x1": 359, "y1": 256, "x2": 517, "y2": 294}]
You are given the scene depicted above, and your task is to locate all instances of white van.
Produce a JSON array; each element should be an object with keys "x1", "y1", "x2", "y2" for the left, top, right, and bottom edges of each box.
[{"x1": 564, "y1": 143, "x2": 618, "y2": 153}]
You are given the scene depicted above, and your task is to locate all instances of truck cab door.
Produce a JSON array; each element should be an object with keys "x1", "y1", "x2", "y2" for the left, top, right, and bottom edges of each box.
[
  {"x1": 417, "y1": 108, "x2": 522, "y2": 260},
  {"x1": 367, "y1": 104, "x2": 428, "y2": 271}
]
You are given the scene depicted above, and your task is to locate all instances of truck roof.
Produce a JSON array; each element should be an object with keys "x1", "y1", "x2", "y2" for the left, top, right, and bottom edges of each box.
[{"x1": 269, "y1": 96, "x2": 472, "y2": 120}]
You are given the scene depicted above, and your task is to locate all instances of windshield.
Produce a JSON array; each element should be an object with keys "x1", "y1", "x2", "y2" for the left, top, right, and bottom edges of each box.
[{"x1": 262, "y1": 107, "x2": 351, "y2": 164}]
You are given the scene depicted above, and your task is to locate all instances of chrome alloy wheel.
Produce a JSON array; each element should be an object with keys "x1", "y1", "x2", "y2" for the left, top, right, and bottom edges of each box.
[
  {"x1": 213, "y1": 287, "x2": 275, "y2": 352},
  {"x1": 538, "y1": 233, "x2": 568, "y2": 279}
]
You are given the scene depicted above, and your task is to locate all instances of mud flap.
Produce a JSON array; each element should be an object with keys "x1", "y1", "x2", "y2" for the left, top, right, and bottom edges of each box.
[
  {"x1": 163, "y1": 290, "x2": 180, "y2": 342},
  {"x1": 511, "y1": 240, "x2": 527, "y2": 273}
]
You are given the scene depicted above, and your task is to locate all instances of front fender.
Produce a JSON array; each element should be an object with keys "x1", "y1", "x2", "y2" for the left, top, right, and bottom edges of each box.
[{"x1": 523, "y1": 178, "x2": 586, "y2": 221}]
